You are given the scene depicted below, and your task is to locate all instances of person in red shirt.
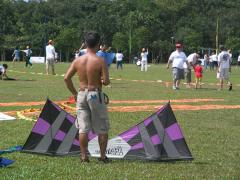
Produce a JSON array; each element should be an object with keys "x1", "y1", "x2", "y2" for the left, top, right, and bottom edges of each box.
[{"x1": 194, "y1": 60, "x2": 203, "y2": 89}]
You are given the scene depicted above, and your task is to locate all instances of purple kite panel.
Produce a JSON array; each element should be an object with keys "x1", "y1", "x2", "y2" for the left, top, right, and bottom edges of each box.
[
  {"x1": 119, "y1": 126, "x2": 140, "y2": 142},
  {"x1": 165, "y1": 123, "x2": 183, "y2": 141},
  {"x1": 54, "y1": 130, "x2": 66, "y2": 141},
  {"x1": 32, "y1": 118, "x2": 50, "y2": 135}
]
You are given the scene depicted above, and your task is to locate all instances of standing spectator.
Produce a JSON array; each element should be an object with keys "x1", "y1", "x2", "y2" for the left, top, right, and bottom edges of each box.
[
  {"x1": 22, "y1": 46, "x2": 32, "y2": 68},
  {"x1": 64, "y1": 31, "x2": 110, "y2": 163},
  {"x1": 210, "y1": 51, "x2": 218, "y2": 70},
  {"x1": 203, "y1": 53, "x2": 209, "y2": 69},
  {"x1": 116, "y1": 50, "x2": 124, "y2": 70},
  {"x1": 237, "y1": 54, "x2": 240, "y2": 68},
  {"x1": 97, "y1": 44, "x2": 115, "y2": 68},
  {"x1": 194, "y1": 60, "x2": 203, "y2": 89},
  {"x1": 185, "y1": 52, "x2": 200, "y2": 88},
  {"x1": 45, "y1": 40, "x2": 56, "y2": 75},
  {"x1": 166, "y1": 43, "x2": 188, "y2": 90},
  {"x1": 141, "y1": 48, "x2": 148, "y2": 71},
  {"x1": 217, "y1": 45, "x2": 232, "y2": 91},
  {"x1": 12, "y1": 46, "x2": 20, "y2": 65},
  {"x1": 209, "y1": 52, "x2": 214, "y2": 70}
]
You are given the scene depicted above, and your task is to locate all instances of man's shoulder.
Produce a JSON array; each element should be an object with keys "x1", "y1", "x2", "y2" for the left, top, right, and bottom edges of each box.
[
  {"x1": 170, "y1": 50, "x2": 177, "y2": 55},
  {"x1": 181, "y1": 51, "x2": 186, "y2": 55},
  {"x1": 80, "y1": 53, "x2": 104, "y2": 62}
]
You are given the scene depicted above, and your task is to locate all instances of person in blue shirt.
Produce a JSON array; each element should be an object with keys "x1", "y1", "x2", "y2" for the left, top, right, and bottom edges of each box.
[{"x1": 97, "y1": 44, "x2": 115, "y2": 68}]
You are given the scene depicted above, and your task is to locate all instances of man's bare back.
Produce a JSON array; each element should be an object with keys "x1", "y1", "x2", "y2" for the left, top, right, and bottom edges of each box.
[
  {"x1": 64, "y1": 31, "x2": 111, "y2": 163},
  {"x1": 64, "y1": 48, "x2": 110, "y2": 99},
  {"x1": 74, "y1": 52, "x2": 107, "y2": 90}
]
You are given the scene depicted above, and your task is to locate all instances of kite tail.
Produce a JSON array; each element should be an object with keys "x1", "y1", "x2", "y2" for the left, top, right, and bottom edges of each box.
[{"x1": 0, "y1": 145, "x2": 23, "y2": 155}]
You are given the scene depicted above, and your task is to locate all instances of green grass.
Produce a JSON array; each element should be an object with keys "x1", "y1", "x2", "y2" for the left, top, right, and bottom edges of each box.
[{"x1": 1, "y1": 62, "x2": 240, "y2": 179}]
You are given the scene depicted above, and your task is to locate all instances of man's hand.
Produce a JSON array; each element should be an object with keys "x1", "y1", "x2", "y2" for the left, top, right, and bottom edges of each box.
[{"x1": 73, "y1": 93, "x2": 77, "y2": 101}]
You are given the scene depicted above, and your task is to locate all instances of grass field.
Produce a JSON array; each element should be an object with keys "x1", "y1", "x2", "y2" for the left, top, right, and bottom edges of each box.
[{"x1": 1, "y1": 62, "x2": 240, "y2": 179}]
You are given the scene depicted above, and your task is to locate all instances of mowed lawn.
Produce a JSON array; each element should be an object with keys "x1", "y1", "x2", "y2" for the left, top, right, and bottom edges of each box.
[{"x1": 0, "y1": 62, "x2": 240, "y2": 179}]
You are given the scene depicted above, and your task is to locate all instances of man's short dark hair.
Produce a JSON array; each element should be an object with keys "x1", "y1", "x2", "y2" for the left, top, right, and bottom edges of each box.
[
  {"x1": 85, "y1": 31, "x2": 100, "y2": 48},
  {"x1": 3, "y1": 64, "x2": 8, "y2": 69}
]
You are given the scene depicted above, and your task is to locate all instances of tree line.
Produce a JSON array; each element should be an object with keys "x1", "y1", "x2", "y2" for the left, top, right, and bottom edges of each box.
[{"x1": 1, "y1": 0, "x2": 240, "y2": 62}]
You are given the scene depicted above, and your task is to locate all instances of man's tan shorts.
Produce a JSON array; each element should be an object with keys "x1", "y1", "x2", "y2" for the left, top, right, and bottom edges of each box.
[
  {"x1": 46, "y1": 58, "x2": 55, "y2": 68},
  {"x1": 75, "y1": 90, "x2": 109, "y2": 134},
  {"x1": 219, "y1": 68, "x2": 229, "y2": 80}
]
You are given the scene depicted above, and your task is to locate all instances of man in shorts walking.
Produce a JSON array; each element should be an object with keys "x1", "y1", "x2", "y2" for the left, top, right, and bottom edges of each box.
[
  {"x1": 217, "y1": 45, "x2": 232, "y2": 91},
  {"x1": 64, "y1": 31, "x2": 110, "y2": 163},
  {"x1": 167, "y1": 43, "x2": 188, "y2": 90}
]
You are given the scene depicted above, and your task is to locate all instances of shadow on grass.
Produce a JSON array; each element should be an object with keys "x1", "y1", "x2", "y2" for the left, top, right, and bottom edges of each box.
[
  {"x1": 179, "y1": 87, "x2": 218, "y2": 91},
  {"x1": 2, "y1": 78, "x2": 36, "y2": 82}
]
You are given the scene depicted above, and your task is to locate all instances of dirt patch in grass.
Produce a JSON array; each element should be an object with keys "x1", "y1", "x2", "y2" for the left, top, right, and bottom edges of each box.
[
  {"x1": 0, "y1": 98, "x2": 224, "y2": 107},
  {"x1": 4, "y1": 103, "x2": 240, "y2": 119}
]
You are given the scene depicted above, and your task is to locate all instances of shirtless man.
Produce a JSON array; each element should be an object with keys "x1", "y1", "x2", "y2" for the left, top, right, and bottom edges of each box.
[{"x1": 64, "y1": 31, "x2": 110, "y2": 163}]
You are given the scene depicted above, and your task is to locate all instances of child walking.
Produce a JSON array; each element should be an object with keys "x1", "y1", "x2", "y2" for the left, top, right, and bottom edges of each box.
[{"x1": 194, "y1": 60, "x2": 203, "y2": 89}]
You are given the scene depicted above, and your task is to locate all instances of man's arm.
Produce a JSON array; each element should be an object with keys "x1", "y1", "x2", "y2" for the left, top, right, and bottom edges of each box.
[
  {"x1": 166, "y1": 59, "x2": 171, "y2": 69},
  {"x1": 52, "y1": 47, "x2": 56, "y2": 59},
  {"x1": 64, "y1": 61, "x2": 78, "y2": 100},
  {"x1": 101, "y1": 60, "x2": 110, "y2": 86},
  {"x1": 167, "y1": 53, "x2": 173, "y2": 69},
  {"x1": 217, "y1": 55, "x2": 221, "y2": 71}
]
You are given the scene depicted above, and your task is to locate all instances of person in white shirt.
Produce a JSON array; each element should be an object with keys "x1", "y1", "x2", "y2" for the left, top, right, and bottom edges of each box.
[
  {"x1": 141, "y1": 48, "x2": 148, "y2": 71},
  {"x1": 167, "y1": 43, "x2": 188, "y2": 90},
  {"x1": 116, "y1": 50, "x2": 124, "y2": 70},
  {"x1": 203, "y1": 53, "x2": 209, "y2": 69},
  {"x1": 210, "y1": 51, "x2": 217, "y2": 70},
  {"x1": 0, "y1": 64, "x2": 8, "y2": 80},
  {"x1": 237, "y1": 54, "x2": 240, "y2": 68},
  {"x1": 45, "y1": 40, "x2": 56, "y2": 75},
  {"x1": 217, "y1": 45, "x2": 232, "y2": 91},
  {"x1": 185, "y1": 52, "x2": 200, "y2": 88}
]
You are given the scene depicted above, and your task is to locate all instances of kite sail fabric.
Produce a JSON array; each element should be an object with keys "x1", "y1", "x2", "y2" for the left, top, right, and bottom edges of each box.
[
  {"x1": 0, "y1": 157, "x2": 15, "y2": 167},
  {"x1": 22, "y1": 99, "x2": 193, "y2": 161},
  {"x1": 0, "y1": 146, "x2": 22, "y2": 155},
  {"x1": 88, "y1": 102, "x2": 193, "y2": 161},
  {"x1": 0, "y1": 112, "x2": 16, "y2": 121},
  {"x1": 22, "y1": 99, "x2": 81, "y2": 156}
]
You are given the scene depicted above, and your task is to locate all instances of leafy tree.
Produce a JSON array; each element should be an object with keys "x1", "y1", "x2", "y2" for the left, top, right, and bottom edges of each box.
[{"x1": 55, "y1": 27, "x2": 81, "y2": 61}]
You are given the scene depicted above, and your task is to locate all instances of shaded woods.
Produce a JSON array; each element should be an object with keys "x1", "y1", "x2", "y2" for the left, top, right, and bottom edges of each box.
[{"x1": 1, "y1": 0, "x2": 240, "y2": 62}]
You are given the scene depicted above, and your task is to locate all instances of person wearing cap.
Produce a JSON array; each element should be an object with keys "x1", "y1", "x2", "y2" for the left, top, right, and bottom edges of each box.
[
  {"x1": 21, "y1": 45, "x2": 32, "y2": 68},
  {"x1": 45, "y1": 40, "x2": 56, "y2": 75},
  {"x1": 184, "y1": 52, "x2": 200, "y2": 88},
  {"x1": 167, "y1": 43, "x2": 188, "y2": 90},
  {"x1": 217, "y1": 45, "x2": 232, "y2": 91}
]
